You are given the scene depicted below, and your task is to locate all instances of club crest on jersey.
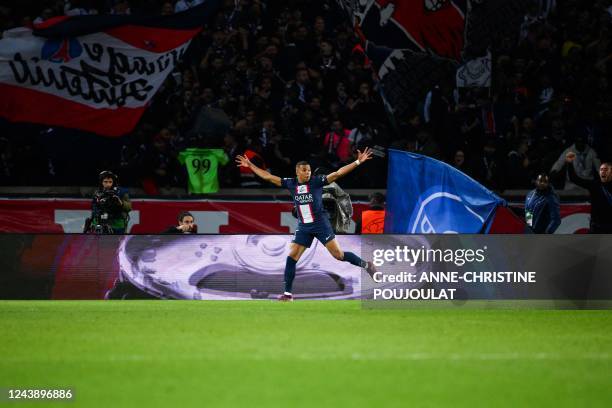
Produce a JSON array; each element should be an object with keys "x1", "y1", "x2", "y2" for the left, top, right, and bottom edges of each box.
[{"x1": 297, "y1": 185, "x2": 308, "y2": 194}]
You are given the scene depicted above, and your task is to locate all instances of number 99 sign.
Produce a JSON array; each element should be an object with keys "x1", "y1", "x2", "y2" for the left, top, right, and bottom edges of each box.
[{"x1": 191, "y1": 158, "x2": 211, "y2": 173}]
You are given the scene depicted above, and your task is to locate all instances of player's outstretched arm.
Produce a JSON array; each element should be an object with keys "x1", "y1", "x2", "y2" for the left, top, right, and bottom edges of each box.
[
  {"x1": 326, "y1": 147, "x2": 373, "y2": 184},
  {"x1": 235, "y1": 155, "x2": 282, "y2": 186}
]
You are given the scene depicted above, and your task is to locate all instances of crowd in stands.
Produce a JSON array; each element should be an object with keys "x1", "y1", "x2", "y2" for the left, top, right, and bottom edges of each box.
[{"x1": 0, "y1": 0, "x2": 611, "y2": 193}]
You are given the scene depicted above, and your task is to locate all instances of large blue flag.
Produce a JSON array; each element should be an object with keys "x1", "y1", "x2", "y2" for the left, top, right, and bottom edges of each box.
[{"x1": 384, "y1": 150, "x2": 505, "y2": 234}]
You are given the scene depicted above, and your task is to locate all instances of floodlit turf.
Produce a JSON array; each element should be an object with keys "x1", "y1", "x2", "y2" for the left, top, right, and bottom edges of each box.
[{"x1": 1, "y1": 301, "x2": 611, "y2": 408}]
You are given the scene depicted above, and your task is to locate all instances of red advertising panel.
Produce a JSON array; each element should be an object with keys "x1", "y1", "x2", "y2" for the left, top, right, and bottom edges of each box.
[{"x1": 0, "y1": 198, "x2": 591, "y2": 234}]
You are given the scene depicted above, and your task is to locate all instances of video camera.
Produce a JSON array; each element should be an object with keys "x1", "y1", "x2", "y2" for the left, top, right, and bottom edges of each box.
[
  {"x1": 94, "y1": 187, "x2": 122, "y2": 214},
  {"x1": 85, "y1": 187, "x2": 122, "y2": 234}
]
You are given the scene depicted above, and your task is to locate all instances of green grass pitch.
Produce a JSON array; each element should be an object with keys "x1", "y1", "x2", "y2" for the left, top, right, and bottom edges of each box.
[{"x1": 1, "y1": 301, "x2": 611, "y2": 407}]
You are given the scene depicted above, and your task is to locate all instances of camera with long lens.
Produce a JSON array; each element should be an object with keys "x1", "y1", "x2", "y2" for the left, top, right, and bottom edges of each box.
[{"x1": 89, "y1": 187, "x2": 121, "y2": 234}]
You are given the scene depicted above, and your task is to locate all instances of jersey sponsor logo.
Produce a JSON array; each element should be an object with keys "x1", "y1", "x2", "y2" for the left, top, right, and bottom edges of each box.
[
  {"x1": 295, "y1": 182, "x2": 313, "y2": 204},
  {"x1": 410, "y1": 191, "x2": 485, "y2": 234},
  {"x1": 295, "y1": 193, "x2": 313, "y2": 204}
]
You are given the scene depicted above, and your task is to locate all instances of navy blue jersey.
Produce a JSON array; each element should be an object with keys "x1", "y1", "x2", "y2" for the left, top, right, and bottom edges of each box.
[{"x1": 282, "y1": 175, "x2": 329, "y2": 225}]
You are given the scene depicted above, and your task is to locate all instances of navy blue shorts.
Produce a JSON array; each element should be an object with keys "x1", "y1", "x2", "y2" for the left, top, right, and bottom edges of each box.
[{"x1": 292, "y1": 219, "x2": 335, "y2": 248}]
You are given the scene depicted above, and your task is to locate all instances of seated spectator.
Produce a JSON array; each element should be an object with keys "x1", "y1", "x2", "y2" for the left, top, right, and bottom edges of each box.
[{"x1": 163, "y1": 211, "x2": 198, "y2": 234}]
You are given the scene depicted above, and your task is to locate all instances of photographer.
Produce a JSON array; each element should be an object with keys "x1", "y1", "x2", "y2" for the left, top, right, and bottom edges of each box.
[
  {"x1": 318, "y1": 167, "x2": 353, "y2": 233},
  {"x1": 163, "y1": 211, "x2": 198, "y2": 234},
  {"x1": 86, "y1": 171, "x2": 131, "y2": 234}
]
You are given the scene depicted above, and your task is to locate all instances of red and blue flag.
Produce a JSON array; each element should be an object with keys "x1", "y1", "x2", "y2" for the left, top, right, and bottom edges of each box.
[{"x1": 0, "y1": 1, "x2": 220, "y2": 136}]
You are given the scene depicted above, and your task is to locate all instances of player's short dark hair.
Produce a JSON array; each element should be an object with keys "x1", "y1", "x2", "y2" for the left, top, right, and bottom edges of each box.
[
  {"x1": 296, "y1": 161, "x2": 310, "y2": 168},
  {"x1": 601, "y1": 162, "x2": 612, "y2": 167},
  {"x1": 177, "y1": 211, "x2": 194, "y2": 223}
]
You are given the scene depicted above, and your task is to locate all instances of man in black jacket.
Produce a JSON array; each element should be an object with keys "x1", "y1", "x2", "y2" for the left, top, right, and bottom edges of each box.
[{"x1": 565, "y1": 152, "x2": 612, "y2": 233}]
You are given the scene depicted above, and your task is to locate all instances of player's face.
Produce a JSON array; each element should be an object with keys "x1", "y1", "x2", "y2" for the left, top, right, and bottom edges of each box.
[
  {"x1": 296, "y1": 165, "x2": 311, "y2": 182},
  {"x1": 102, "y1": 178, "x2": 114, "y2": 189},
  {"x1": 600, "y1": 164, "x2": 612, "y2": 183}
]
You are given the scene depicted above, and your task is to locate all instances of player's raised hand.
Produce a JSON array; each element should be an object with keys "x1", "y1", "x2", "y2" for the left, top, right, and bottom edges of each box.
[
  {"x1": 235, "y1": 154, "x2": 251, "y2": 168},
  {"x1": 357, "y1": 147, "x2": 374, "y2": 163}
]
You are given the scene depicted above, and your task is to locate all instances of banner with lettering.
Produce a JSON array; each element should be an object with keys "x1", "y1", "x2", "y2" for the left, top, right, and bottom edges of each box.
[{"x1": 0, "y1": 1, "x2": 220, "y2": 137}]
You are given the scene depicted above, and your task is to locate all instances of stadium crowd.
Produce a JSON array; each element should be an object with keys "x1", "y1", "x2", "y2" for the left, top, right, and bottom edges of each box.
[{"x1": 0, "y1": 0, "x2": 611, "y2": 193}]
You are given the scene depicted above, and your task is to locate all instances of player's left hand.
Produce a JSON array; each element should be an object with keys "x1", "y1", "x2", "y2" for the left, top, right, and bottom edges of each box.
[{"x1": 357, "y1": 147, "x2": 374, "y2": 163}]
